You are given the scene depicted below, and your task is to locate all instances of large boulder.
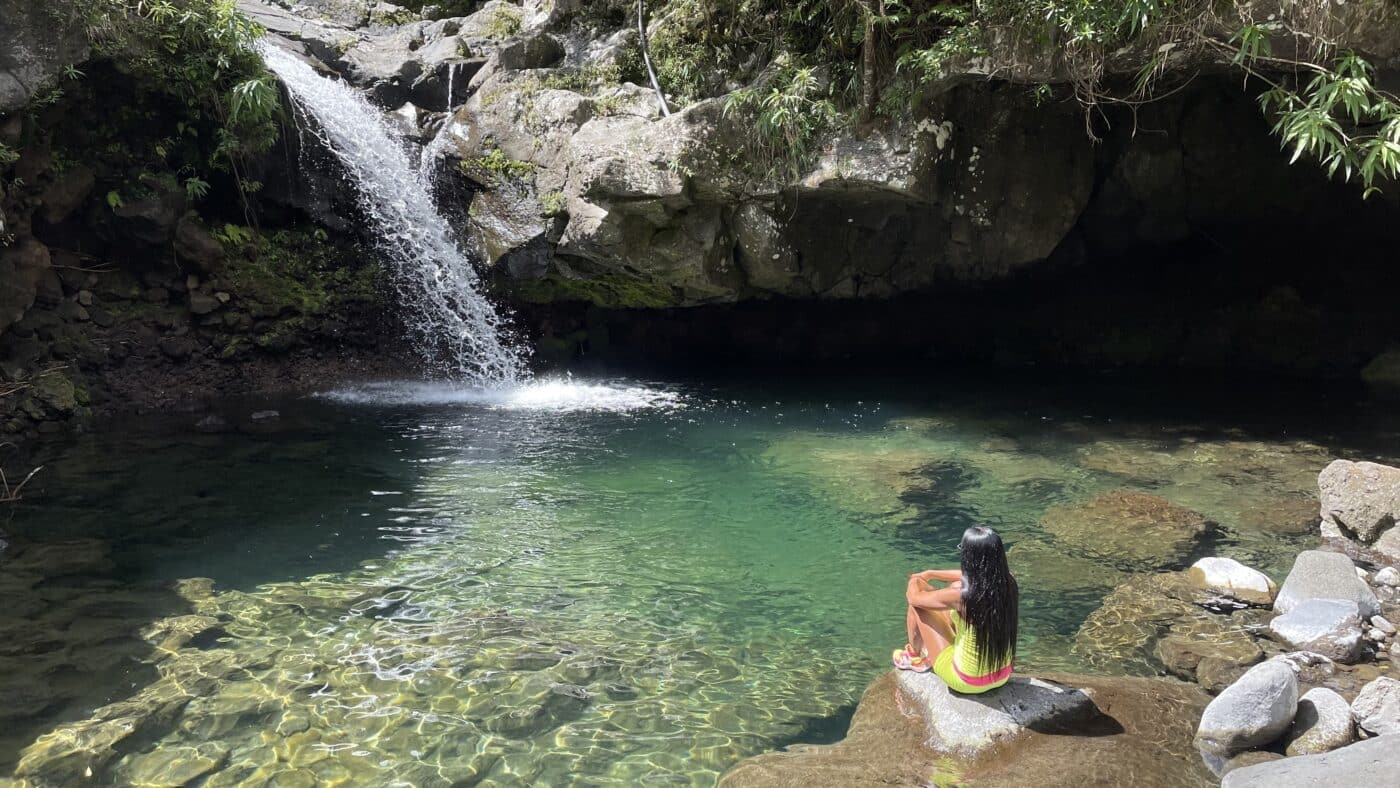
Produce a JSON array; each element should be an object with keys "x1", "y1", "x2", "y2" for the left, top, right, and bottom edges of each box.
[
  {"x1": 1039, "y1": 490, "x2": 1213, "y2": 569},
  {"x1": 1268, "y1": 599, "x2": 1364, "y2": 664},
  {"x1": 1318, "y1": 459, "x2": 1400, "y2": 561},
  {"x1": 892, "y1": 670, "x2": 1097, "y2": 757},
  {"x1": 1351, "y1": 676, "x2": 1400, "y2": 736},
  {"x1": 1222, "y1": 734, "x2": 1400, "y2": 787},
  {"x1": 1273, "y1": 550, "x2": 1380, "y2": 619},
  {"x1": 1187, "y1": 557, "x2": 1277, "y2": 606},
  {"x1": 1284, "y1": 687, "x2": 1356, "y2": 756},
  {"x1": 1194, "y1": 659, "x2": 1298, "y2": 762}
]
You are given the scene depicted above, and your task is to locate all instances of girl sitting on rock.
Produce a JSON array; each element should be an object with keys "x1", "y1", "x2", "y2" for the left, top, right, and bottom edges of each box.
[{"x1": 894, "y1": 525, "x2": 1019, "y2": 694}]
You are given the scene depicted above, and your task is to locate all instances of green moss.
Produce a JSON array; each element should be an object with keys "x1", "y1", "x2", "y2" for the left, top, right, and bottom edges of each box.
[
  {"x1": 462, "y1": 148, "x2": 537, "y2": 185},
  {"x1": 508, "y1": 272, "x2": 676, "y2": 309},
  {"x1": 538, "y1": 190, "x2": 566, "y2": 216},
  {"x1": 222, "y1": 228, "x2": 381, "y2": 319},
  {"x1": 485, "y1": 7, "x2": 523, "y2": 39}
]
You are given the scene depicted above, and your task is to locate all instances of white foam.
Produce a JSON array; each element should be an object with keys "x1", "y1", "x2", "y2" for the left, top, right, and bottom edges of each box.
[{"x1": 319, "y1": 379, "x2": 686, "y2": 413}]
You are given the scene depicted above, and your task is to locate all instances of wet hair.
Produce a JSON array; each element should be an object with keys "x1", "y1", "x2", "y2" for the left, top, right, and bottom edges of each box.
[{"x1": 959, "y1": 526, "x2": 1018, "y2": 669}]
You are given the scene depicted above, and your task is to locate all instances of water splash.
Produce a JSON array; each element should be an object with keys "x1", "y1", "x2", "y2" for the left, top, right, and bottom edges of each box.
[
  {"x1": 259, "y1": 42, "x2": 526, "y2": 385},
  {"x1": 319, "y1": 378, "x2": 687, "y2": 413}
]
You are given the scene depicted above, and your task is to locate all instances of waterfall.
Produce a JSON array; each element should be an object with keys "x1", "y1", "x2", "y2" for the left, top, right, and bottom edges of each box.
[{"x1": 258, "y1": 42, "x2": 526, "y2": 386}]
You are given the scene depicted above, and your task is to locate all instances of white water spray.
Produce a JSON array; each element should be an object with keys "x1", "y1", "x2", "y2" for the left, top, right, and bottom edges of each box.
[{"x1": 259, "y1": 42, "x2": 526, "y2": 385}]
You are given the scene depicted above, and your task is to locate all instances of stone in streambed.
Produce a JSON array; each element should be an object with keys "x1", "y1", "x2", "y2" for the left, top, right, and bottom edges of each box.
[
  {"x1": 1351, "y1": 676, "x2": 1400, "y2": 736},
  {"x1": 1039, "y1": 490, "x2": 1212, "y2": 569},
  {"x1": 1268, "y1": 599, "x2": 1364, "y2": 663},
  {"x1": 1222, "y1": 734, "x2": 1400, "y2": 787},
  {"x1": 892, "y1": 670, "x2": 1096, "y2": 757},
  {"x1": 1194, "y1": 659, "x2": 1298, "y2": 763},
  {"x1": 1318, "y1": 460, "x2": 1400, "y2": 543},
  {"x1": 1284, "y1": 687, "x2": 1356, "y2": 756},
  {"x1": 1188, "y1": 557, "x2": 1276, "y2": 606},
  {"x1": 1375, "y1": 566, "x2": 1400, "y2": 587},
  {"x1": 1273, "y1": 550, "x2": 1379, "y2": 618}
]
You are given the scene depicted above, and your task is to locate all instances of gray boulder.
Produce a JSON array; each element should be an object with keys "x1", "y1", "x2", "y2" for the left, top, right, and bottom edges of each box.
[
  {"x1": 1195, "y1": 659, "x2": 1299, "y2": 760},
  {"x1": 1351, "y1": 676, "x2": 1400, "y2": 736},
  {"x1": 1268, "y1": 599, "x2": 1364, "y2": 664},
  {"x1": 1319, "y1": 459, "x2": 1400, "y2": 552},
  {"x1": 1274, "y1": 550, "x2": 1380, "y2": 619},
  {"x1": 1222, "y1": 734, "x2": 1400, "y2": 787},
  {"x1": 1284, "y1": 687, "x2": 1356, "y2": 756},
  {"x1": 893, "y1": 670, "x2": 1096, "y2": 757}
]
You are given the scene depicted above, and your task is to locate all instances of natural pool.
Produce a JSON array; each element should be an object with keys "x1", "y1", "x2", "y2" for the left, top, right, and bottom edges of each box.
[{"x1": 3, "y1": 372, "x2": 1397, "y2": 785}]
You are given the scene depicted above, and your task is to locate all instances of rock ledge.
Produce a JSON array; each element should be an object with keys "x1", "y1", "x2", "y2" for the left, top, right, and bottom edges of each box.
[{"x1": 893, "y1": 670, "x2": 1096, "y2": 756}]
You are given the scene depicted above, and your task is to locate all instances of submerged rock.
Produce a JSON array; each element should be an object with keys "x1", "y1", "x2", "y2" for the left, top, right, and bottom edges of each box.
[
  {"x1": 1284, "y1": 687, "x2": 1356, "y2": 756},
  {"x1": 1188, "y1": 557, "x2": 1276, "y2": 606},
  {"x1": 1194, "y1": 659, "x2": 1298, "y2": 763},
  {"x1": 1273, "y1": 550, "x2": 1379, "y2": 619},
  {"x1": 1039, "y1": 490, "x2": 1212, "y2": 569},
  {"x1": 1351, "y1": 676, "x2": 1400, "y2": 736},
  {"x1": 1221, "y1": 734, "x2": 1400, "y2": 787},
  {"x1": 893, "y1": 671, "x2": 1097, "y2": 757},
  {"x1": 1268, "y1": 599, "x2": 1364, "y2": 664}
]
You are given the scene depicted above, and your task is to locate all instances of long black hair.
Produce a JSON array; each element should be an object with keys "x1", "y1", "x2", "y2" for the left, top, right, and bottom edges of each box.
[{"x1": 959, "y1": 526, "x2": 1018, "y2": 669}]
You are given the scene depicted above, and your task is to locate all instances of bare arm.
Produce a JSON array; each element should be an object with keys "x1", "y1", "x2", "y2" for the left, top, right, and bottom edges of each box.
[
  {"x1": 912, "y1": 569, "x2": 962, "y2": 584},
  {"x1": 906, "y1": 575, "x2": 962, "y2": 610}
]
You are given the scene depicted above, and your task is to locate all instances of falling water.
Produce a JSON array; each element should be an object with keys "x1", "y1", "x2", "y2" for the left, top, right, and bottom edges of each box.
[
  {"x1": 415, "y1": 62, "x2": 461, "y2": 192},
  {"x1": 258, "y1": 42, "x2": 526, "y2": 385}
]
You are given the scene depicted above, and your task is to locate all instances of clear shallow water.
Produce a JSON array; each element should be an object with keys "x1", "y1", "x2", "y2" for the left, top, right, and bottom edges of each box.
[{"x1": 4, "y1": 373, "x2": 1399, "y2": 785}]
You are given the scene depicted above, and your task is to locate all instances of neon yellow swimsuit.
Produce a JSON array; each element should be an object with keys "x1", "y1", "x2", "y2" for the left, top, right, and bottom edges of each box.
[{"x1": 932, "y1": 610, "x2": 1013, "y2": 694}]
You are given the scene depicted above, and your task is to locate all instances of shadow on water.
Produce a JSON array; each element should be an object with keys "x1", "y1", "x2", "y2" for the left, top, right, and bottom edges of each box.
[{"x1": 770, "y1": 703, "x2": 860, "y2": 750}]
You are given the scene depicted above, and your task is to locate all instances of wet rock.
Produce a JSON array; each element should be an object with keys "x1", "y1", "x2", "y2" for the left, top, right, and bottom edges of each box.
[
  {"x1": 1274, "y1": 550, "x2": 1379, "y2": 619},
  {"x1": 173, "y1": 212, "x2": 226, "y2": 273},
  {"x1": 189, "y1": 291, "x2": 223, "y2": 315},
  {"x1": 118, "y1": 742, "x2": 229, "y2": 786},
  {"x1": 1284, "y1": 687, "x2": 1356, "y2": 756},
  {"x1": 158, "y1": 336, "x2": 197, "y2": 361},
  {"x1": 1156, "y1": 633, "x2": 1264, "y2": 693},
  {"x1": 40, "y1": 165, "x2": 95, "y2": 225},
  {"x1": 113, "y1": 186, "x2": 186, "y2": 245},
  {"x1": 892, "y1": 671, "x2": 1096, "y2": 757},
  {"x1": 1221, "y1": 734, "x2": 1400, "y2": 787},
  {"x1": 1188, "y1": 557, "x2": 1276, "y2": 606},
  {"x1": 1194, "y1": 659, "x2": 1298, "y2": 762},
  {"x1": 1351, "y1": 676, "x2": 1400, "y2": 735},
  {"x1": 1268, "y1": 599, "x2": 1364, "y2": 664},
  {"x1": 1039, "y1": 490, "x2": 1212, "y2": 569}
]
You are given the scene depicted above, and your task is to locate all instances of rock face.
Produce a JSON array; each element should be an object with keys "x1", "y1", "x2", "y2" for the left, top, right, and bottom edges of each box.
[
  {"x1": 892, "y1": 670, "x2": 1096, "y2": 757},
  {"x1": 0, "y1": 2, "x2": 89, "y2": 112},
  {"x1": 1221, "y1": 734, "x2": 1400, "y2": 787},
  {"x1": 1318, "y1": 460, "x2": 1400, "y2": 561},
  {"x1": 1273, "y1": 550, "x2": 1380, "y2": 619},
  {"x1": 1268, "y1": 599, "x2": 1364, "y2": 664},
  {"x1": 1188, "y1": 557, "x2": 1277, "y2": 606},
  {"x1": 1284, "y1": 687, "x2": 1356, "y2": 756},
  {"x1": 1194, "y1": 660, "x2": 1298, "y2": 761},
  {"x1": 1351, "y1": 676, "x2": 1400, "y2": 736},
  {"x1": 1039, "y1": 491, "x2": 1213, "y2": 569}
]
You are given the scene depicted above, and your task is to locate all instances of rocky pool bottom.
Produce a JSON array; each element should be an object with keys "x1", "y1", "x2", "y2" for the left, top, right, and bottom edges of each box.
[{"x1": 2, "y1": 372, "x2": 1398, "y2": 785}]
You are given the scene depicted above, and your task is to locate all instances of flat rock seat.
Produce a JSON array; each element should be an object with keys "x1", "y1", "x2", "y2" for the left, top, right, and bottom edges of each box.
[{"x1": 894, "y1": 671, "x2": 1098, "y2": 756}]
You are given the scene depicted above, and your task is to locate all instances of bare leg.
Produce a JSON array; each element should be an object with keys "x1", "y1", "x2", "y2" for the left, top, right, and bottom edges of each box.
[
  {"x1": 905, "y1": 605, "x2": 922, "y2": 654},
  {"x1": 912, "y1": 607, "x2": 956, "y2": 661}
]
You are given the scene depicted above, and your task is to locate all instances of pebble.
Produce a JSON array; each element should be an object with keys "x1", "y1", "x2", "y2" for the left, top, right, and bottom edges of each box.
[
  {"x1": 1376, "y1": 566, "x2": 1400, "y2": 587},
  {"x1": 1368, "y1": 628, "x2": 1386, "y2": 642},
  {"x1": 1373, "y1": 616, "x2": 1396, "y2": 636},
  {"x1": 1357, "y1": 567, "x2": 1370, "y2": 581}
]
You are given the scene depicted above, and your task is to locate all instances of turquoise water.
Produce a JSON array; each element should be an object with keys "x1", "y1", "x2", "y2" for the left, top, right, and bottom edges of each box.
[{"x1": 2, "y1": 373, "x2": 1394, "y2": 784}]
